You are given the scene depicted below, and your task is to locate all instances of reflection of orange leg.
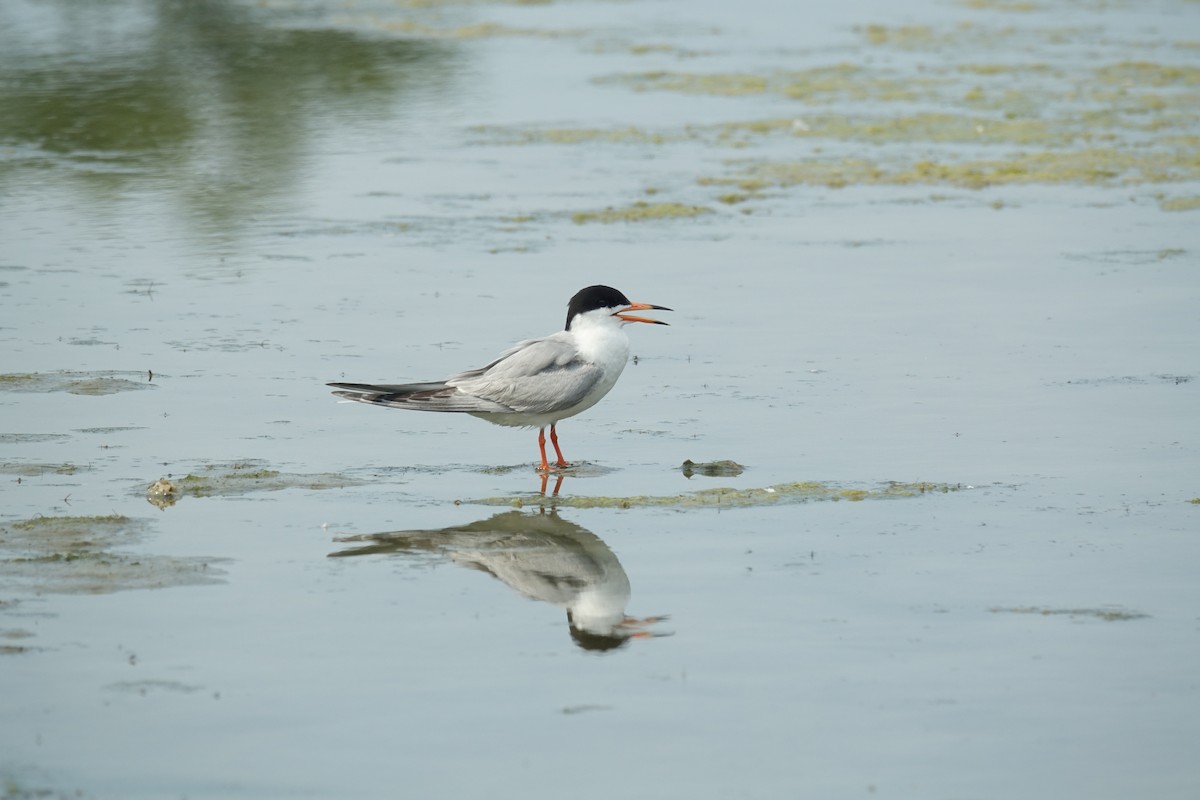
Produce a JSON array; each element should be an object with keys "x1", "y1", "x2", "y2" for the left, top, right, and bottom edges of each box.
[
  {"x1": 536, "y1": 428, "x2": 550, "y2": 472},
  {"x1": 549, "y1": 423, "x2": 570, "y2": 468},
  {"x1": 540, "y1": 472, "x2": 566, "y2": 496}
]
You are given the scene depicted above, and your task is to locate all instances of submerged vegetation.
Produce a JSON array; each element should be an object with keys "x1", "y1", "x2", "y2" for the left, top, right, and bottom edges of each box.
[
  {"x1": 473, "y1": 481, "x2": 966, "y2": 509},
  {"x1": 681, "y1": 459, "x2": 745, "y2": 478},
  {"x1": 1161, "y1": 196, "x2": 1200, "y2": 212},
  {"x1": 152, "y1": 463, "x2": 366, "y2": 500},
  {"x1": 9, "y1": 513, "x2": 132, "y2": 534},
  {"x1": 472, "y1": 9, "x2": 1200, "y2": 213},
  {"x1": 571, "y1": 201, "x2": 713, "y2": 224},
  {"x1": 0, "y1": 463, "x2": 83, "y2": 476},
  {"x1": 0, "y1": 371, "x2": 154, "y2": 395},
  {"x1": 597, "y1": 65, "x2": 935, "y2": 103},
  {"x1": 701, "y1": 146, "x2": 1200, "y2": 192},
  {"x1": 0, "y1": 514, "x2": 224, "y2": 594},
  {"x1": 990, "y1": 606, "x2": 1149, "y2": 622}
]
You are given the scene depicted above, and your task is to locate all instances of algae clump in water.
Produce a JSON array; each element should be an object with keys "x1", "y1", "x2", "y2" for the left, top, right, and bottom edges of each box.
[
  {"x1": 572, "y1": 201, "x2": 713, "y2": 224},
  {"x1": 1, "y1": 514, "x2": 224, "y2": 595},
  {"x1": 164, "y1": 464, "x2": 366, "y2": 499},
  {"x1": 473, "y1": 481, "x2": 964, "y2": 510}
]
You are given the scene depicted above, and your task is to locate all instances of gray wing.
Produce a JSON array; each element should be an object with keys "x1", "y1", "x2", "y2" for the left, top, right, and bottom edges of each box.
[
  {"x1": 446, "y1": 335, "x2": 604, "y2": 414},
  {"x1": 328, "y1": 380, "x2": 514, "y2": 413}
]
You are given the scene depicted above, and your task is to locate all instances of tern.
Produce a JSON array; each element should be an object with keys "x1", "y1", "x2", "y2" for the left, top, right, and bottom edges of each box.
[{"x1": 328, "y1": 285, "x2": 671, "y2": 471}]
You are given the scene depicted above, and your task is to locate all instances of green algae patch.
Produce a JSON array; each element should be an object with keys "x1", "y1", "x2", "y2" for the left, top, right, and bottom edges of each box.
[
  {"x1": 601, "y1": 70, "x2": 769, "y2": 96},
  {"x1": 0, "y1": 433, "x2": 71, "y2": 444},
  {"x1": 857, "y1": 23, "x2": 941, "y2": 48},
  {"x1": 567, "y1": 13, "x2": 1200, "y2": 212},
  {"x1": 704, "y1": 146, "x2": 1200, "y2": 191},
  {"x1": 9, "y1": 513, "x2": 133, "y2": 537},
  {"x1": 1094, "y1": 61, "x2": 1200, "y2": 88},
  {"x1": 167, "y1": 465, "x2": 366, "y2": 499},
  {"x1": 470, "y1": 481, "x2": 965, "y2": 510},
  {"x1": 854, "y1": 22, "x2": 1088, "y2": 52},
  {"x1": 175, "y1": 469, "x2": 282, "y2": 497},
  {"x1": 0, "y1": 370, "x2": 154, "y2": 395},
  {"x1": 373, "y1": 18, "x2": 578, "y2": 40},
  {"x1": 105, "y1": 679, "x2": 205, "y2": 695},
  {"x1": 0, "y1": 462, "x2": 85, "y2": 477},
  {"x1": 990, "y1": 606, "x2": 1149, "y2": 622},
  {"x1": 75, "y1": 426, "x2": 145, "y2": 434},
  {"x1": 479, "y1": 110, "x2": 1102, "y2": 152},
  {"x1": 572, "y1": 201, "x2": 713, "y2": 224},
  {"x1": 681, "y1": 459, "x2": 745, "y2": 478},
  {"x1": 1161, "y1": 195, "x2": 1200, "y2": 212},
  {"x1": 67, "y1": 377, "x2": 152, "y2": 396},
  {"x1": 0, "y1": 626, "x2": 37, "y2": 656},
  {"x1": 958, "y1": 0, "x2": 1039, "y2": 11},
  {"x1": 483, "y1": 37, "x2": 1200, "y2": 212},
  {"x1": 717, "y1": 192, "x2": 754, "y2": 205},
  {"x1": 0, "y1": 513, "x2": 225, "y2": 595},
  {"x1": 717, "y1": 113, "x2": 1079, "y2": 147},
  {"x1": 778, "y1": 65, "x2": 930, "y2": 103},
  {"x1": 599, "y1": 66, "x2": 935, "y2": 104},
  {"x1": 471, "y1": 124, "x2": 676, "y2": 146}
]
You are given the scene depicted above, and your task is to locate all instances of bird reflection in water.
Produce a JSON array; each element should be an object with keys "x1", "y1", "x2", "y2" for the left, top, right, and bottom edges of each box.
[{"x1": 329, "y1": 510, "x2": 670, "y2": 652}]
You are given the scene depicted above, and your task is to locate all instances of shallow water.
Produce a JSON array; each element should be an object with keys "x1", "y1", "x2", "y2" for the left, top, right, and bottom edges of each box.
[{"x1": 2, "y1": 0, "x2": 1199, "y2": 797}]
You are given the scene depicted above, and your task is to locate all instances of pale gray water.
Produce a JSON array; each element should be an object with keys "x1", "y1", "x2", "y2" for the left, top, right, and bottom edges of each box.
[{"x1": 2, "y1": 0, "x2": 1199, "y2": 797}]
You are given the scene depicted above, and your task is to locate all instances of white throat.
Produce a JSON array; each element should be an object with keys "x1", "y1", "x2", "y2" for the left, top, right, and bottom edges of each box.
[{"x1": 568, "y1": 309, "x2": 632, "y2": 370}]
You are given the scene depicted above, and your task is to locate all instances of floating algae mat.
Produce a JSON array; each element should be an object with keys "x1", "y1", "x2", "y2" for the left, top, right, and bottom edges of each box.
[
  {"x1": 681, "y1": 459, "x2": 745, "y2": 478},
  {"x1": 471, "y1": 480, "x2": 966, "y2": 509},
  {"x1": 0, "y1": 462, "x2": 86, "y2": 477},
  {"x1": 0, "y1": 433, "x2": 71, "y2": 444},
  {"x1": 990, "y1": 606, "x2": 1150, "y2": 622},
  {"x1": 0, "y1": 370, "x2": 156, "y2": 395},
  {"x1": 0, "y1": 514, "x2": 225, "y2": 594},
  {"x1": 500, "y1": 20, "x2": 1200, "y2": 210},
  {"x1": 571, "y1": 201, "x2": 713, "y2": 224},
  {"x1": 157, "y1": 464, "x2": 367, "y2": 500}
]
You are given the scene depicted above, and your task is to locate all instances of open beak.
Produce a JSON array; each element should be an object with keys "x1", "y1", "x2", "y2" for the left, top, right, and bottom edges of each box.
[{"x1": 613, "y1": 302, "x2": 672, "y2": 325}]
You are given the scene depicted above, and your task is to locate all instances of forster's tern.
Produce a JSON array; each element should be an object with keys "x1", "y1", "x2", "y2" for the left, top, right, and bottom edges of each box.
[{"x1": 328, "y1": 285, "x2": 671, "y2": 471}]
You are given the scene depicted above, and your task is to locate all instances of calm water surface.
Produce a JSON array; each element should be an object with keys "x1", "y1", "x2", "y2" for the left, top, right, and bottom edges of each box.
[{"x1": 2, "y1": 0, "x2": 1199, "y2": 797}]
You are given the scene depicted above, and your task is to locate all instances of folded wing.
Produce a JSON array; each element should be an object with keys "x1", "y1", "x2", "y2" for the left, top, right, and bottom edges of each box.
[
  {"x1": 329, "y1": 334, "x2": 604, "y2": 416},
  {"x1": 328, "y1": 381, "x2": 514, "y2": 413},
  {"x1": 447, "y1": 335, "x2": 604, "y2": 414}
]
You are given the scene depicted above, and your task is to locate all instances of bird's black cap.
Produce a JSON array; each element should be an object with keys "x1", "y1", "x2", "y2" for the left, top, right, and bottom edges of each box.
[
  {"x1": 564, "y1": 285, "x2": 632, "y2": 330},
  {"x1": 567, "y1": 612, "x2": 633, "y2": 652}
]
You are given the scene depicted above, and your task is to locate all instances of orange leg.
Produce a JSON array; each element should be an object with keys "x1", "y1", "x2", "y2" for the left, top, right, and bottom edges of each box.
[
  {"x1": 536, "y1": 427, "x2": 550, "y2": 472},
  {"x1": 549, "y1": 423, "x2": 570, "y2": 468}
]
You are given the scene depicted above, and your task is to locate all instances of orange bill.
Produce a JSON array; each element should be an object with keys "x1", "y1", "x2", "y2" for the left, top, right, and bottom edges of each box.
[{"x1": 613, "y1": 302, "x2": 672, "y2": 325}]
